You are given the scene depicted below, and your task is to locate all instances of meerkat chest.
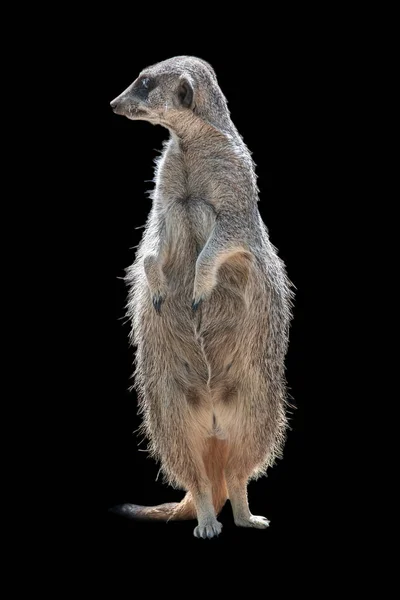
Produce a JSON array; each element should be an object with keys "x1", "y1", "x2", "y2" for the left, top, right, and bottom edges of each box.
[
  {"x1": 161, "y1": 196, "x2": 216, "y2": 256},
  {"x1": 157, "y1": 152, "x2": 210, "y2": 202},
  {"x1": 156, "y1": 151, "x2": 217, "y2": 251}
]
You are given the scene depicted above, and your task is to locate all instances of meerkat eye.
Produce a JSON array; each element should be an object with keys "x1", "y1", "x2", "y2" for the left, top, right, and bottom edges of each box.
[{"x1": 134, "y1": 76, "x2": 155, "y2": 98}]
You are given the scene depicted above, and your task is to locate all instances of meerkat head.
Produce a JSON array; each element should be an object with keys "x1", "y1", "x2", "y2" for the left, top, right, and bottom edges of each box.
[{"x1": 110, "y1": 56, "x2": 230, "y2": 133}]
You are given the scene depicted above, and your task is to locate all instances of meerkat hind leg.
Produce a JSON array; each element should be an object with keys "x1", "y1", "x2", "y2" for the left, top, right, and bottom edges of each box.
[
  {"x1": 192, "y1": 488, "x2": 223, "y2": 539},
  {"x1": 227, "y1": 476, "x2": 270, "y2": 529},
  {"x1": 186, "y1": 433, "x2": 223, "y2": 538}
]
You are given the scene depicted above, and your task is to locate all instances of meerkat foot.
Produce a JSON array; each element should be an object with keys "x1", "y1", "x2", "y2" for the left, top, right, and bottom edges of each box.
[
  {"x1": 234, "y1": 515, "x2": 270, "y2": 529},
  {"x1": 193, "y1": 519, "x2": 222, "y2": 539}
]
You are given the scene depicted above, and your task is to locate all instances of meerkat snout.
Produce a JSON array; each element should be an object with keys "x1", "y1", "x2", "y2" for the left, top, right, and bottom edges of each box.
[
  {"x1": 110, "y1": 93, "x2": 135, "y2": 117},
  {"x1": 110, "y1": 98, "x2": 120, "y2": 113}
]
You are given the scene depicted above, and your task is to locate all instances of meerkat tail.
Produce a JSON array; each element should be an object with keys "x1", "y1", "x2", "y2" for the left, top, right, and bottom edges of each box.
[
  {"x1": 109, "y1": 468, "x2": 229, "y2": 522},
  {"x1": 109, "y1": 491, "x2": 196, "y2": 521},
  {"x1": 109, "y1": 439, "x2": 230, "y2": 522}
]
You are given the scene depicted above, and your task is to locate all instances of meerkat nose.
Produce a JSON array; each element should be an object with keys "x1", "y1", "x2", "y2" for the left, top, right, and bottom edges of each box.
[{"x1": 110, "y1": 98, "x2": 120, "y2": 112}]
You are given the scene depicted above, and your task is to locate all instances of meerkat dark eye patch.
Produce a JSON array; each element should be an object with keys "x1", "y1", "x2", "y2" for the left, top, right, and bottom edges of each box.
[
  {"x1": 177, "y1": 78, "x2": 194, "y2": 109},
  {"x1": 133, "y1": 76, "x2": 156, "y2": 100}
]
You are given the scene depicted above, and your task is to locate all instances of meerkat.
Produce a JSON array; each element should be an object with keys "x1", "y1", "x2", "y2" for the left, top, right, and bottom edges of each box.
[{"x1": 110, "y1": 56, "x2": 293, "y2": 539}]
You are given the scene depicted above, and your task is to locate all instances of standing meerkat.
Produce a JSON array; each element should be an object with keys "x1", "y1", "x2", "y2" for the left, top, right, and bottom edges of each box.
[{"x1": 110, "y1": 56, "x2": 293, "y2": 539}]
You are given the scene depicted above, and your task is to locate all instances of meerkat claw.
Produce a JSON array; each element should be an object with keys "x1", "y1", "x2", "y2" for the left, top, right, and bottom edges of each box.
[
  {"x1": 153, "y1": 295, "x2": 164, "y2": 314},
  {"x1": 191, "y1": 298, "x2": 203, "y2": 312}
]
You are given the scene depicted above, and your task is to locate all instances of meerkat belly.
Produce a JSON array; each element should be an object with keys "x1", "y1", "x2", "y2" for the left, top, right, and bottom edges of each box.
[
  {"x1": 164, "y1": 195, "x2": 253, "y2": 380},
  {"x1": 143, "y1": 195, "x2": 252, "y2": 425}
]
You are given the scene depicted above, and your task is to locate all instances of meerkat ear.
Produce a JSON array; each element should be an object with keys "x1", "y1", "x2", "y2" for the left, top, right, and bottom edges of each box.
[{"x1": 177, "y1": 76, "x2": 194, "y2": 109}]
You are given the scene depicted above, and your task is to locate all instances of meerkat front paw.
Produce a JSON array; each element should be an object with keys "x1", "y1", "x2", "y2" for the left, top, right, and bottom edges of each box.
[
  {"x1": 192, "y1": 289, "x2": 209, "y2": 312},
  {"x1": 191, "y1": 296, "x2": 204, "y2": 312},
  {"x1": 144, "y1": 254, "x2": 167, "y2": 314},
  {"x1": 192, "y1": 274, "x2": 215, "y2": 311},
  {"x1": 152, "y1": 291, "x2": 166, "y2": 314}
]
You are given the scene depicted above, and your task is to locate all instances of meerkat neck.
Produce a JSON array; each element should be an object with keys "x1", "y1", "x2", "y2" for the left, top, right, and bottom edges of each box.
[
  {"x1": 168, "y1": 119, "x2": 240, "y2": 153},
  {"x1": 166, "y1": 111, "x2": 237, "y2": 144}
]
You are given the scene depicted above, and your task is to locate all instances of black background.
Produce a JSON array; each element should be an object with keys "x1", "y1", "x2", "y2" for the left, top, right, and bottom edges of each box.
[{"x1": 61, "y1": 22, "x2": 346, "y2": 576}]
